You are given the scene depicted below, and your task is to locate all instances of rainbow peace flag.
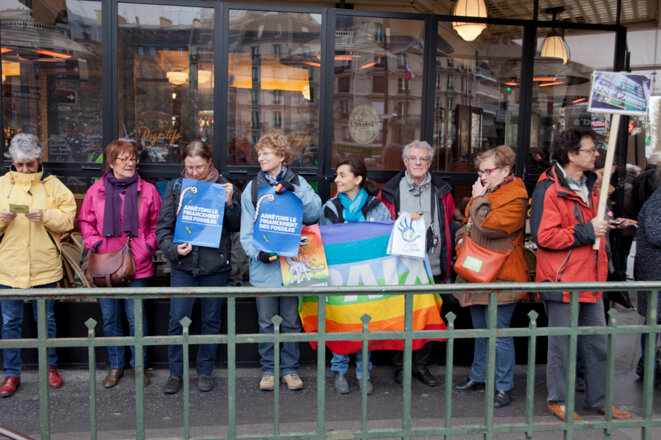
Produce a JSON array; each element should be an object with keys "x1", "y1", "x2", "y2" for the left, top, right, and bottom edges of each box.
[{"x1": 298, "y1": 222, "x2": 446, "y2": 355}]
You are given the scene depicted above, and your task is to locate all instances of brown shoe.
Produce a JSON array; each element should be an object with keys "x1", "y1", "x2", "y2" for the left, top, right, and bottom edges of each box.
[
  {"x1": 597, "y1": 406, "x2": 631, "y2": 419},
  {"x1": 102, "y1": 369, "x2": 124, "y2": 388},
  {"x1": 0, "y1": 376, "x2": 20, "y2": 398},
  {"x1": 547, "y1": 403, "x2": 583, "y2": 421},
  {"x1": 281, "y1": 373, "x2": 304, "y2": 390}
]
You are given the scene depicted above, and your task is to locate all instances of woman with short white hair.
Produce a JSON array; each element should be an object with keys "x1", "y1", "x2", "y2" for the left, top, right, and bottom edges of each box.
[{"x1": 0, "y1": 133, "x2": 76, "y2": 398}]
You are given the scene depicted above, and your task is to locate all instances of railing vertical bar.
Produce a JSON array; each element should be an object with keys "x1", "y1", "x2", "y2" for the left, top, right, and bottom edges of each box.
[
  {"x1": 273, "y1": 315, "x2": 282, "y2": 437},
  {"x1": 603, "y1": 307, "x2": 618, "y2": 439},
  {"x1": 524, "y1": 310, "x2": 538, "y2": 440},
  {"x1": 37, "y1": 298, "x2": 51, "y2": 440},
  {"x1": 402, "y1": 292, "x2": 414, "y2": 439},
  {"x1": 484, "y1": 291, "x2": 497, "y2": 440},
  {"x1": 316, "y1": 295, "x2": 327, "y2": 437},
  {"x1": 182, "y1": 316, "x2": 191, "y2": 440},
  {"x1": 360, "y1": 312, "x2": 370, "y2": 437},
  {"x1": 564, "y1": 290, "x2": 580, "y2": 440},
  {"x1": 133, "y1": 298, "x2": 145, "y2": 440},
  {"x1": 444, "y1": 312, "x2": 456, "y2": 440},
  {"x1": 85, "y1": 319, "x2": 98, "y2": 440},
  {"x1": 227, "y1": 296, "x2": 237, "y2": 440},
  {"x1": 641, "y1": 288, "x2": 658, "y2": 440}
]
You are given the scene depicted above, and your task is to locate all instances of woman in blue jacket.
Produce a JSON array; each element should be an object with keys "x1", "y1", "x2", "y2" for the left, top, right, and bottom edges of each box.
[
  {"x1": 320, "y1": 159, "x2": 391, "y2": 394},
  {"x1": 240, "y1": 130, "x2": 321, "y2": 392}
]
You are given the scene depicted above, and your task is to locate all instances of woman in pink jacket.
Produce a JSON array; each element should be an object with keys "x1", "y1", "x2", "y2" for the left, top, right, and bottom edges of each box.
[{"x1": 78, "y1": 140, "x2": 162, "y2": 389}]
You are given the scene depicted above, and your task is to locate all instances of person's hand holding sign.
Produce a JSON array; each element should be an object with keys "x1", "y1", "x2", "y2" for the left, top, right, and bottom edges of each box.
[
  {"x1": 25, "y1": 209, "x2": 43, "y2": 223},
  {"x1": 177, "y1": 242, "x2": 193, "y2": 256},
  {"x1": 257, "y1": 251, "x2": 278, "y2": 263},
  {"x1": 275, "y1": 182, "x2": 295, "y2": 194},
  {"x1": 223, "y1": 183, "x2": 233, "y2": 205},
  {"x1": 0, "y1": 210, "x2": 17, "y2": 223}
]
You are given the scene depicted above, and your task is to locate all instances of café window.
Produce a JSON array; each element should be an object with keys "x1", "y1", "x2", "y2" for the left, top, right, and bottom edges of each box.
[
  {"x1": 332, "y1": 16, "x2": 425, "y2": 169},
  {"x1": 2, "y1": 0, "x2": 103, "y2": 164},
  {"x1": 528, "y1": 29, "x2": 616, "y2": 175},
  {"x1": 227, "y1": 10, "x2": 322, "y2": 168},
  {"x1": 117, "y1": 4, "x2": 214, "y2": 164},
  {"x1": 432, "y1": 23, "x2": 523, "y2": 172}
]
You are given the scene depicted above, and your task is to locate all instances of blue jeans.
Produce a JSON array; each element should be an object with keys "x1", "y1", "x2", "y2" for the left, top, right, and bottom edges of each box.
[
  {"x1": 167, "y1": 269, "x2": 228, "y2": 376},
  {"x1": 255, "y1": 296, "x2": 301, "y2": 376},
  {"x1": 468, "y1": 303, "x2": 517, "y2": 391},
  {"x1": 331, "y1": 351, "x2": 372, "y2": 379},
  {"x1": 98, "y1": 278, "x2": 149, "y2": 370},
  {"x1": 1, "y1": 282, "x2": 57, "y2": 377}
]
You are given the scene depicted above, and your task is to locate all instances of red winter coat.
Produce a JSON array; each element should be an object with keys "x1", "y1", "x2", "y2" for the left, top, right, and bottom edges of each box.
[{"x1": 529, "y1": 165, "x2": 608, "y2": 303}]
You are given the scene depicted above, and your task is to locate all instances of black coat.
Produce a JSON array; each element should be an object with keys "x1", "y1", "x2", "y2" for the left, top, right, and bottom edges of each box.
[
  {"x1": 156, "y1": 176, "x2": 241, "y2": 277},
  {"x1": 635, "y1": 187, "x2": 661, "y2": 320}
]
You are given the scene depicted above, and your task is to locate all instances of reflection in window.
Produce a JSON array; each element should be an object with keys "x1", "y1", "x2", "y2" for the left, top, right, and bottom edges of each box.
[
  {"x1": 433, "y1": 24, "x2": 523, "y2": 172},
  {"x1": 117, "y1": 4, "x2": 214, "y2": 164},
  {"x1": 228, "y1": 10, "x2": 322, "y2": 168},
  {"x1": 528, "y1": 30, "x2": 615, "y2": 175},
  {"x1": 332, "y1": 16, "x2": 424, "y2": 169},
  {"x1": 1, "y1": 0, "x2": 103, "y2": 165}
]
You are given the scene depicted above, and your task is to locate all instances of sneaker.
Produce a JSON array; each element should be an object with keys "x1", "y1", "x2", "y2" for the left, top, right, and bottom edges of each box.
[
  {"x1": 281, "y1": 373, "x2": 304, "y2": 390},
  {"x1": 197, "y1": 374, "x2": 214, "y2": 392},
  {"x1": 334, "y1": 372, "x2": 350, "y2": 394},
  {"x1": 357, "y1": 378, "x2": 373, "y2": 395},
  {"x1": 162, "y1": 375, "x2": 182, "y2": 394},
  {"x1": 260, "y1": 375, "x2": 275, "y2": 391}
]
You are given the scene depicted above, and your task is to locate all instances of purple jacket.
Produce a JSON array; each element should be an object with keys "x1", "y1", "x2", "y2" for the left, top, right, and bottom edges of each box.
[{"x1": 78, "y1": 176, "x2": 162, "y2": 279}]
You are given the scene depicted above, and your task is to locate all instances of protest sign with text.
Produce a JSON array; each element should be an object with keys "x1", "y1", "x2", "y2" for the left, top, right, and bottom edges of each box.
[
  {"x1": 252, "y1": 187, "x2": 303, "y2": 257},
  {"x1": 174, "y1": 178, "x2": 226, "y2": 248}
]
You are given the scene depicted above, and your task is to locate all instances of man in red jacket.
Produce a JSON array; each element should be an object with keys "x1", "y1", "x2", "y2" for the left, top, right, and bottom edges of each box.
[
  {"x1": 530, "y1": 128, "x2": 630, "y2": 421},
  {"x1": 379, "y1": 140, "x2": 455, "y2": 387}
]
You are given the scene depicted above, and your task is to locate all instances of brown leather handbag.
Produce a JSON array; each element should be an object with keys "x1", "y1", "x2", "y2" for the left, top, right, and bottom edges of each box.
[
  {"x1": 454, "y1": 230, "x2": 520, "y2": 284},
  {"x1": 86, "y1": 238, "x2": 136, "y2": 287}
]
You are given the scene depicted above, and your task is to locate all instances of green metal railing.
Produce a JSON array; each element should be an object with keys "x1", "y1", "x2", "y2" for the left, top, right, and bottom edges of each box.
[{"x1": 1, "y1": 281, "x2": 660, "y2": 440}]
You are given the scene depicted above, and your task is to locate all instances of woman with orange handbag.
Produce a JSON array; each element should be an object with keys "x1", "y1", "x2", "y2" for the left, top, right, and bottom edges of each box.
[{"x1": 452, "y1": 145, "x2": 529, "y2": 408}]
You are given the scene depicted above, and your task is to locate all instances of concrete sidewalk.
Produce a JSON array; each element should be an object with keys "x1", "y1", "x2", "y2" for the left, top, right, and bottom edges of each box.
[{"x1": 1, "y1": 306, "x2": 660, "y2": 439}]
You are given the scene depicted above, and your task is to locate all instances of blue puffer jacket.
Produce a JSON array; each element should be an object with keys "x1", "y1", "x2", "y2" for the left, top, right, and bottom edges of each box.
[{"x1": 240, "y1": 169, "x2": 321, "y2": 287}]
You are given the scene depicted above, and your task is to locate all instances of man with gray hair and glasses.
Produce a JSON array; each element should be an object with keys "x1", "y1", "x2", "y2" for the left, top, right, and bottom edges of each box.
[{"x1": 379, "y1": 140, "x2": 455, "y2": 387}]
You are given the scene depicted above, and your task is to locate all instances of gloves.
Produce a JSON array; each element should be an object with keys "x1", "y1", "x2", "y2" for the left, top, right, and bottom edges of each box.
[
  {"x1": 275, "y1": 181, "x2": 295, "y2": 194},
  {"x1": 257, "y1": 251, "x2": 278, "y2": 264}
]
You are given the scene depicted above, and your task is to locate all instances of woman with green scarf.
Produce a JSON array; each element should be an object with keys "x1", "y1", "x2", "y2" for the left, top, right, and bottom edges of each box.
[{"x1": 320, "y1": 159, "x2": 391, "y2": 395}]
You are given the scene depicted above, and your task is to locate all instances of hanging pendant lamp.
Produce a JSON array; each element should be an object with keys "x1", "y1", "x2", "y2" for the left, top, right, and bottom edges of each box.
[
  {"x1": 451, "y1": 0, "x2": 488, "y2": 42},
  {"x1": 539, "y1": 7, "x2": 569, "y2": 64}
]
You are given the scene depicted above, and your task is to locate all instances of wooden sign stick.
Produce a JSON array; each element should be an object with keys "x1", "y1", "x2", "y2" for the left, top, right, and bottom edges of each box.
[{"x1": 593, "y1": 113, "x2": 621, "y2": 250}]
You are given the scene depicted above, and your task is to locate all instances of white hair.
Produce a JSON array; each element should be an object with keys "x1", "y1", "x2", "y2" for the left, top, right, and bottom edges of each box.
[
  {"x1": 401, "y1": 140, "x2": 435, "y2": 161},
  {"x1": 9, "y1": 133, "x2": 43, "y2": 163}
]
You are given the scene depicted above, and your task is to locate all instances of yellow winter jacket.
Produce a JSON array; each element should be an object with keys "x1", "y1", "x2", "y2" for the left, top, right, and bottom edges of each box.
[{"x1": 0, "y1": 168, "x2": 76, "y2": 288}]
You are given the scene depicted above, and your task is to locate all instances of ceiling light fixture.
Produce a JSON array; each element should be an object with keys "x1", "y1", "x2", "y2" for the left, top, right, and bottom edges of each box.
[
  {"x1": 451, "y1": 0, "x2": 488, "y2": 42},
  {"x1": 34, "y1": 49, "x2": 71, "y2": 59},
  {"x1": 539, "y1": 7, "x2": 569, "y2": 64}
]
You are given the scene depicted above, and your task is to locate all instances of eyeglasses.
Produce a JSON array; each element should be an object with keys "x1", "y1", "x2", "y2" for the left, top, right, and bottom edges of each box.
[
  {"x1": 116, "y1": 156, "x2": 138, "y2": 164},
  {"x1": 477, "y1": 166, "x2": 501, "y2": 177},
  {"x1": 406, "y1": 156, "x2": 430, "y2": 163},
  {"x1": 577, "y1": 148, "x2": 598, "y2": 155},
  {"x1": 185, "y1": 164, "x2": 209, "y2": 173}
]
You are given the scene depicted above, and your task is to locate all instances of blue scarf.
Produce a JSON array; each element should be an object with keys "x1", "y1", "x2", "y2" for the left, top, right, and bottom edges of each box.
[
  {"x1": 339, "y1": 188, "x2": 368, "y2": 223},
  {"x1": 263, "y1": 166, "x2": 288, "y2": 186}
]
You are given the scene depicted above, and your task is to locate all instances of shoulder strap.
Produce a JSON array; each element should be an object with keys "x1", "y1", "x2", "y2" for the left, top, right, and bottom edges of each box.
[
  {"x1": 331, "y1": 197, "x2": 344, "y2": 223},
  {"x1": 251, "y1": 174, "x2": 301, "y2": 207},
  {"x1": 251, "y1": 176, "x2": 259, "y2": 207}
]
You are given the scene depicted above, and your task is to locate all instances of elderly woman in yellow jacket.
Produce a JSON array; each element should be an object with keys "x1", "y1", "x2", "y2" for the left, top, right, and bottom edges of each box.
[{"x1": 0, "y1": 133, "x2": 76, "y2": 398}]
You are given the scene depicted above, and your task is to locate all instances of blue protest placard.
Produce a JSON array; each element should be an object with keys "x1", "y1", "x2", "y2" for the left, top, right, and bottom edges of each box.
[
  {"x1": 588, "y1": 71, "x2": 651, "y2": 115},
  {"x1": 252, "y1": 187, "x2": 303, "y2": 257},
  {"x1": 174, "y1": 178, "x2": 226, "y2": 248}
]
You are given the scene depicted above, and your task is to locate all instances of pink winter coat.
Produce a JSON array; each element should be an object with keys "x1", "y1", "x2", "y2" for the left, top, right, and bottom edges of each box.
[{"x1": 77, "y1": 175, "x2": 162, "y2": 279}]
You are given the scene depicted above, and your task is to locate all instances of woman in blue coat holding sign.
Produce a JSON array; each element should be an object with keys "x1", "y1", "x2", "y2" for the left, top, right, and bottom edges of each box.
[
  {"x1": 156, "y1": 141, "x2": 240, "y2": 395},
  {"x1": 240, "y1": 130, "x2": 321, "y2": 392},
  {"x1": 320, "y1": 159, "x2": 391, "y2": 395}
]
